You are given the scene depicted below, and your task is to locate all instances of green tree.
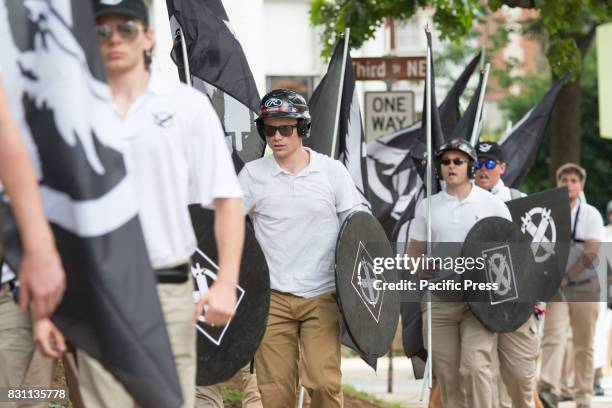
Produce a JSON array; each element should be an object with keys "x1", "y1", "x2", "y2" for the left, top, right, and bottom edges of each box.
[{"x1": 310, "y1": 0, "x2": 612, "y2": 183}]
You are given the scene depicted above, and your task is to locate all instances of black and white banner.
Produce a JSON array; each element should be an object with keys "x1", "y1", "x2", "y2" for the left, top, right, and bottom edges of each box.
[
  {"x1": 167, "y1": 0, "x2": 263, "y2": 171},
  {"x1": 309, "y1": 38, "x2": 370, "y2": 205},
  {"x1": 0, "y1": 1, "x2": 181, "y2": 406}
]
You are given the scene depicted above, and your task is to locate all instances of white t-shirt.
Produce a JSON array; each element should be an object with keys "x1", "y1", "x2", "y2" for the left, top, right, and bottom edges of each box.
[
  {"x1": 489, "y1": 179, "x2": 526, "y2": 201},
  {"x1": 571, "y1": 200, "x2": 605, "y2": 242},
  {"x1": 115, "y1": 72, "x2": 242, "y2": 269},
  {"x1": 409, "y1": 184, "x2": 512, "y2": 243},
  {"x1": 239, "y1": 148, "x2": 363, "y2": 298},
  {"x1": 568, "y1": 200, "x2": 605, "y2": 281}
]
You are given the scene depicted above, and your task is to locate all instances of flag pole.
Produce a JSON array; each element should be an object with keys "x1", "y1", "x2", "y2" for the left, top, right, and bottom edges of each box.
[
  {"x1": 424, "y1": 24, "x2": 433, "y2": 390},
  {"x1": 469, "y1": 63, "x2": 490, "y2": 147},
  {"x1": 330, "y1": 28, "x2": 350, "y2": 159},
  {"x1": 177, "y1": 27, "x2": 192, "y2": 87}
]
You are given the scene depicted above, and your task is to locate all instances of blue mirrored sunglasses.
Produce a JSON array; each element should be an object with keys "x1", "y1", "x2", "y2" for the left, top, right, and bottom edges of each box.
[{"x1": 476, "y1": 159, "x2": 498, "y2": 170}]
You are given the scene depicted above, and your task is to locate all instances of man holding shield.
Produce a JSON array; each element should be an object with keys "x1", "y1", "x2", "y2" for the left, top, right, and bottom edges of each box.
[{"x1": 407, "y1": 138, "x2": 511, "y2": 408}]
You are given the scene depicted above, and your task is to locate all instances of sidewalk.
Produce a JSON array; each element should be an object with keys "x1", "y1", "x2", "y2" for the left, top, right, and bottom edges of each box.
[{"x1": 341, "y1": 356, "x2": 612, "y2": 407}]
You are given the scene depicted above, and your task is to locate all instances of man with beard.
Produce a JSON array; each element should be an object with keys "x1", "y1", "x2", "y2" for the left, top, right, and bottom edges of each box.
[{"x1": 406, "y1": 138, "x2": 511, "y2": 408}]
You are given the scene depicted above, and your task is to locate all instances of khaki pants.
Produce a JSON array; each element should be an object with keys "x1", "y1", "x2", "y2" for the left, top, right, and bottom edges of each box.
[
  {"x1": 422, "y1": 301, "x2": 495, "y2": 408},
  {"x1": 491, "y1": 336, "x2": 512, "y2": 408},
  {"x1": 538, "y1": 301, "x2": 599, "y2": 405},
  {"x1": 0, "y1": 287, "x2": 53, "y2": 408},
  {"x1": 64, "y1": 280, "x2": 196, "y2": 408},
  {"x1": 561, "y1": 333, "x2": 574, "y2": 397},
  {"x1": 195, "y1": 364, "x2": 262, "y2": 408},
  {"x1": 255, "y1": 291, "x2": 342, "y2": 408},
  {"x1": 497, "y1": 316, "x2": 538, "y2": 408}
]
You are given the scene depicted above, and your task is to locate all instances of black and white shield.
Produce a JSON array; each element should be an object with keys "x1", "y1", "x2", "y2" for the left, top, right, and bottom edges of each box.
[
  {"x1": 462, "y1": 217, "x2": 536, "y2": 333},
  {"x1": 505, "y1": 188, "x2": 571, "y2": 301},
  {"x1": 335, "y1": 211, "x2": 400, "y2": 356},
  {"x1": 189, "y1": 207, "x2": 270, "y2": 386}
]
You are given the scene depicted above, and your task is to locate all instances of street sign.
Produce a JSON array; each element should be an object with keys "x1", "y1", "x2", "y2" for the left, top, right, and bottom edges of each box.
[
  {"x1": 364, "y1": 91, "x2": 415, "y2": 142},
  {"x1": 352, "y1": 56, "x2": 426, "y2": 81}
]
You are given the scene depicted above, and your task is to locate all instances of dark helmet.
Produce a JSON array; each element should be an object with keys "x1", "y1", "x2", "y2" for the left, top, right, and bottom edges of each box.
[
  {"x1": 256, "y1": 89, "x2": 311, "y2": 138},
  {"x1": 435, "y1": 138, "x2": 477, "y2": 178},
  {"x1": 436, "y1": 137, "x2": 477, "y2": 162}
]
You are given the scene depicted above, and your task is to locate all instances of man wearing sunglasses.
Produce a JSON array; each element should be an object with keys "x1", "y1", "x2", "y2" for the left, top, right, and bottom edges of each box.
[
  {"x1": 59, "y1": 1, "x2": 245, "y2": 407},
  {"x1": 475, "y1": 142, "x2": 523, "y2": 201},
  {"x1": 406, "y1": 138, "x2": 511, "y2": 408},
  {"x1": 475, "y1": 142, "x2": 540, "y2": 408},
  {"x1": 238, "y1": 89, "x2": 363, "y2": 407}
]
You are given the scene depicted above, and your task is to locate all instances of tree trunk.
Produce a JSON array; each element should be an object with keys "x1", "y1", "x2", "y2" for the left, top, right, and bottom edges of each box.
[
  {"x1": 548, "y1": 27, "x2": 596, "y2": 182},
  {"x1": 549, "y1": 78, "x2": 582, "y2": 179}
]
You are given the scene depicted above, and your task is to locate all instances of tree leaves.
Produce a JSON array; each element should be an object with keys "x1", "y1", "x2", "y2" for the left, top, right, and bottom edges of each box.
[{"x1": 309, "y1": 0, "x2": 611, "y2": 78}]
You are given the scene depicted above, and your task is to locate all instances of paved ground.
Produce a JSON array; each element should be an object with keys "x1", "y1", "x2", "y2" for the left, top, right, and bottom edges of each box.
[{"x1": 341, "y1": 356, "x2": 612, "y2": 407}]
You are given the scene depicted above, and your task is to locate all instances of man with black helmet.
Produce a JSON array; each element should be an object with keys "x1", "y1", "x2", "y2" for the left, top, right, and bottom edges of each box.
[
  {"x1": 238, "y1": 88, "x2": 363, "y2": 407},
  {"x1": 59, "y1": 1, "x2": 245, "y2": 407},
  {"x1": 475, "y1": 141, "x2": 538, "y2": 408},
  {"x1": 406, "y1": 137, "x2": 511, "y2": 408}
]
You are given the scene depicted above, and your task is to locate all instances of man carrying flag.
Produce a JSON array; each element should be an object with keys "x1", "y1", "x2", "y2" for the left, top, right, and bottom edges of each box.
[
  {"x1": 58, "y1": 1, "x2": 245, "y2": 407},
  {"x1": 406, "y1": 138, "x2": 511, "y2": 408},
  {"x1": 238, "y1": 89, "x2": 363, "y2": 407}
]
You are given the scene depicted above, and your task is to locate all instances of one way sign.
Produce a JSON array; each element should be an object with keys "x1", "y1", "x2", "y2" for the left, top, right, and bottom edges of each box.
[{"x1": 364, "y1": 91, "x2": 415, "y2": 142}]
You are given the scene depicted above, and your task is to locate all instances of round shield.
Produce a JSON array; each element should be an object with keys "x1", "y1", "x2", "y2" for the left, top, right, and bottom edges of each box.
[
  {"x1": 189, "y1": 206, "x2": 270, "y2": 386},
  {"x1": 461, "y1": 217, "x2": 535, "y2": 333},
  {"x1": 505, "y1": 188, "x2": 570, "y2": 301},
  {"x1": 335, "y1": 211, "x2": 400, "y2": 357}
]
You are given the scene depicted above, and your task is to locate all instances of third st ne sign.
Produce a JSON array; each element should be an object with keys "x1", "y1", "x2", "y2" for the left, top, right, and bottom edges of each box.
[{"x1": 352, "y1": 56, "x2": 426, "y2": 81}]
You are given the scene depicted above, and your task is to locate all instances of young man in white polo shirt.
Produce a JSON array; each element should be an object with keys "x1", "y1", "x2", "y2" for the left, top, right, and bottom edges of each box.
[
  {"x1": 538, "y1": 163, "x2": 604, "y2": 408},
  {"x1": 54, "y1": 2, "x2": 245, "y2": 407},
  {"x1": 475, "y1": 141, "x2": 538, "y2": 408},
  {"x1": 238, "y1": 89, "x2": 363, "y2": 407},
  {"x1": 407, "y1": 138, "x2": 511, "y2": 408}
]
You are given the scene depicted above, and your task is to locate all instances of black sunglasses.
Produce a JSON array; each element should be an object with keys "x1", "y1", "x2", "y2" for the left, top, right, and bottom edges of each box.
[
  {"x1": 96, "y1": 20, "x2": 143, "y2": 43},
  {"x1": 476, "y1": 159, "x2": 498, "y2": 170},
  {"x1": 261, "y1": 124, "x2": 297, "y2": 137},
  {"x1": 440, "y1": 158, "x2": 467, "y2": 166}
]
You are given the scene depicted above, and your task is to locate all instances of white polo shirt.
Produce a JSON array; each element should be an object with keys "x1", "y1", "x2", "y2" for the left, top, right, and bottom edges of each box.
[
  {"x1": 238, "y1": 148, "x2": 363, "y2": 298},
  {"x1": 489, "y1": 179, "x2": 526, "y2": 201},
  {"x1": 571, "y1": 200, "x2": 605, "y2": 242},
  {"x1": 409, "y1": 184, "x2": 512, "y2": 243},
  {"x1": 115, "y1": 71, "x2": 242, "y2": 269}
]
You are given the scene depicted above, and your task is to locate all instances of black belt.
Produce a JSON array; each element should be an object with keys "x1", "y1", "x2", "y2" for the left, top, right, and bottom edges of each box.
[
  {"x1": 155, "y1": 263, "x2": 190, "y2": 284},
  {"x1": 566, "y1": 278, "x2": 593, "y2": 287}
]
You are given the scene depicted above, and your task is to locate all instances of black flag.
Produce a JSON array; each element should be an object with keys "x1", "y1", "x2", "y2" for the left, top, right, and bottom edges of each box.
[
  {"x1": 309, "y1": 38, "x2": 370, "y2": 204},
  {"x1": 0, "y1": 1, "x2": 181, "y2": 406},
  {"x1": 366, "y1": 52, "x2": 480, "y2": 239},
  {"x1": 438, "y1": 52, "x2": 482, "y2": 138},
  {"x1": 501, "y1": 79, "x2": 566, "y2": 188},
  {"x1": 167, "y1": 0, "x2": 263, "y2": 171},
  {"x1": 450, "y1": 68, "x2": 485, "y2": 140}
]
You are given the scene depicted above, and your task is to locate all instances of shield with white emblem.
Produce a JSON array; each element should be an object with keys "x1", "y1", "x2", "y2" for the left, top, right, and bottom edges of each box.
[
  {"x1": 505, "y1": 187, "x2": 571, "y2": 301},
  {"x1": 462, "y1": 217, "x2": 536, "y2": 333},
  {"x1": 189, "y1": 207, "x2": 270, "y2": 385},
  {"x1": 335, "y1": 211, "x2": 400, "y2": 356}
]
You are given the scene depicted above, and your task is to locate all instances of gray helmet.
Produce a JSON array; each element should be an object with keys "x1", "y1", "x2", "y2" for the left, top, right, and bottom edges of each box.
[{"x1": 436, "y1": 137, "x2": 477, "y2": 162}]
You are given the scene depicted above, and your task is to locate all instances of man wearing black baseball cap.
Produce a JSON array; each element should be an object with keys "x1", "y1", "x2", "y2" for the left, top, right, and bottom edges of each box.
[
  {"x1": 474, "y1": 142, "x2": 539, "y2": 408},
  {"x1": 61, "y1": 1, "x2": 245, "y2": 407},
  {"x1": 475, "y1": 141, "x2": 523, "y2": 201}
]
